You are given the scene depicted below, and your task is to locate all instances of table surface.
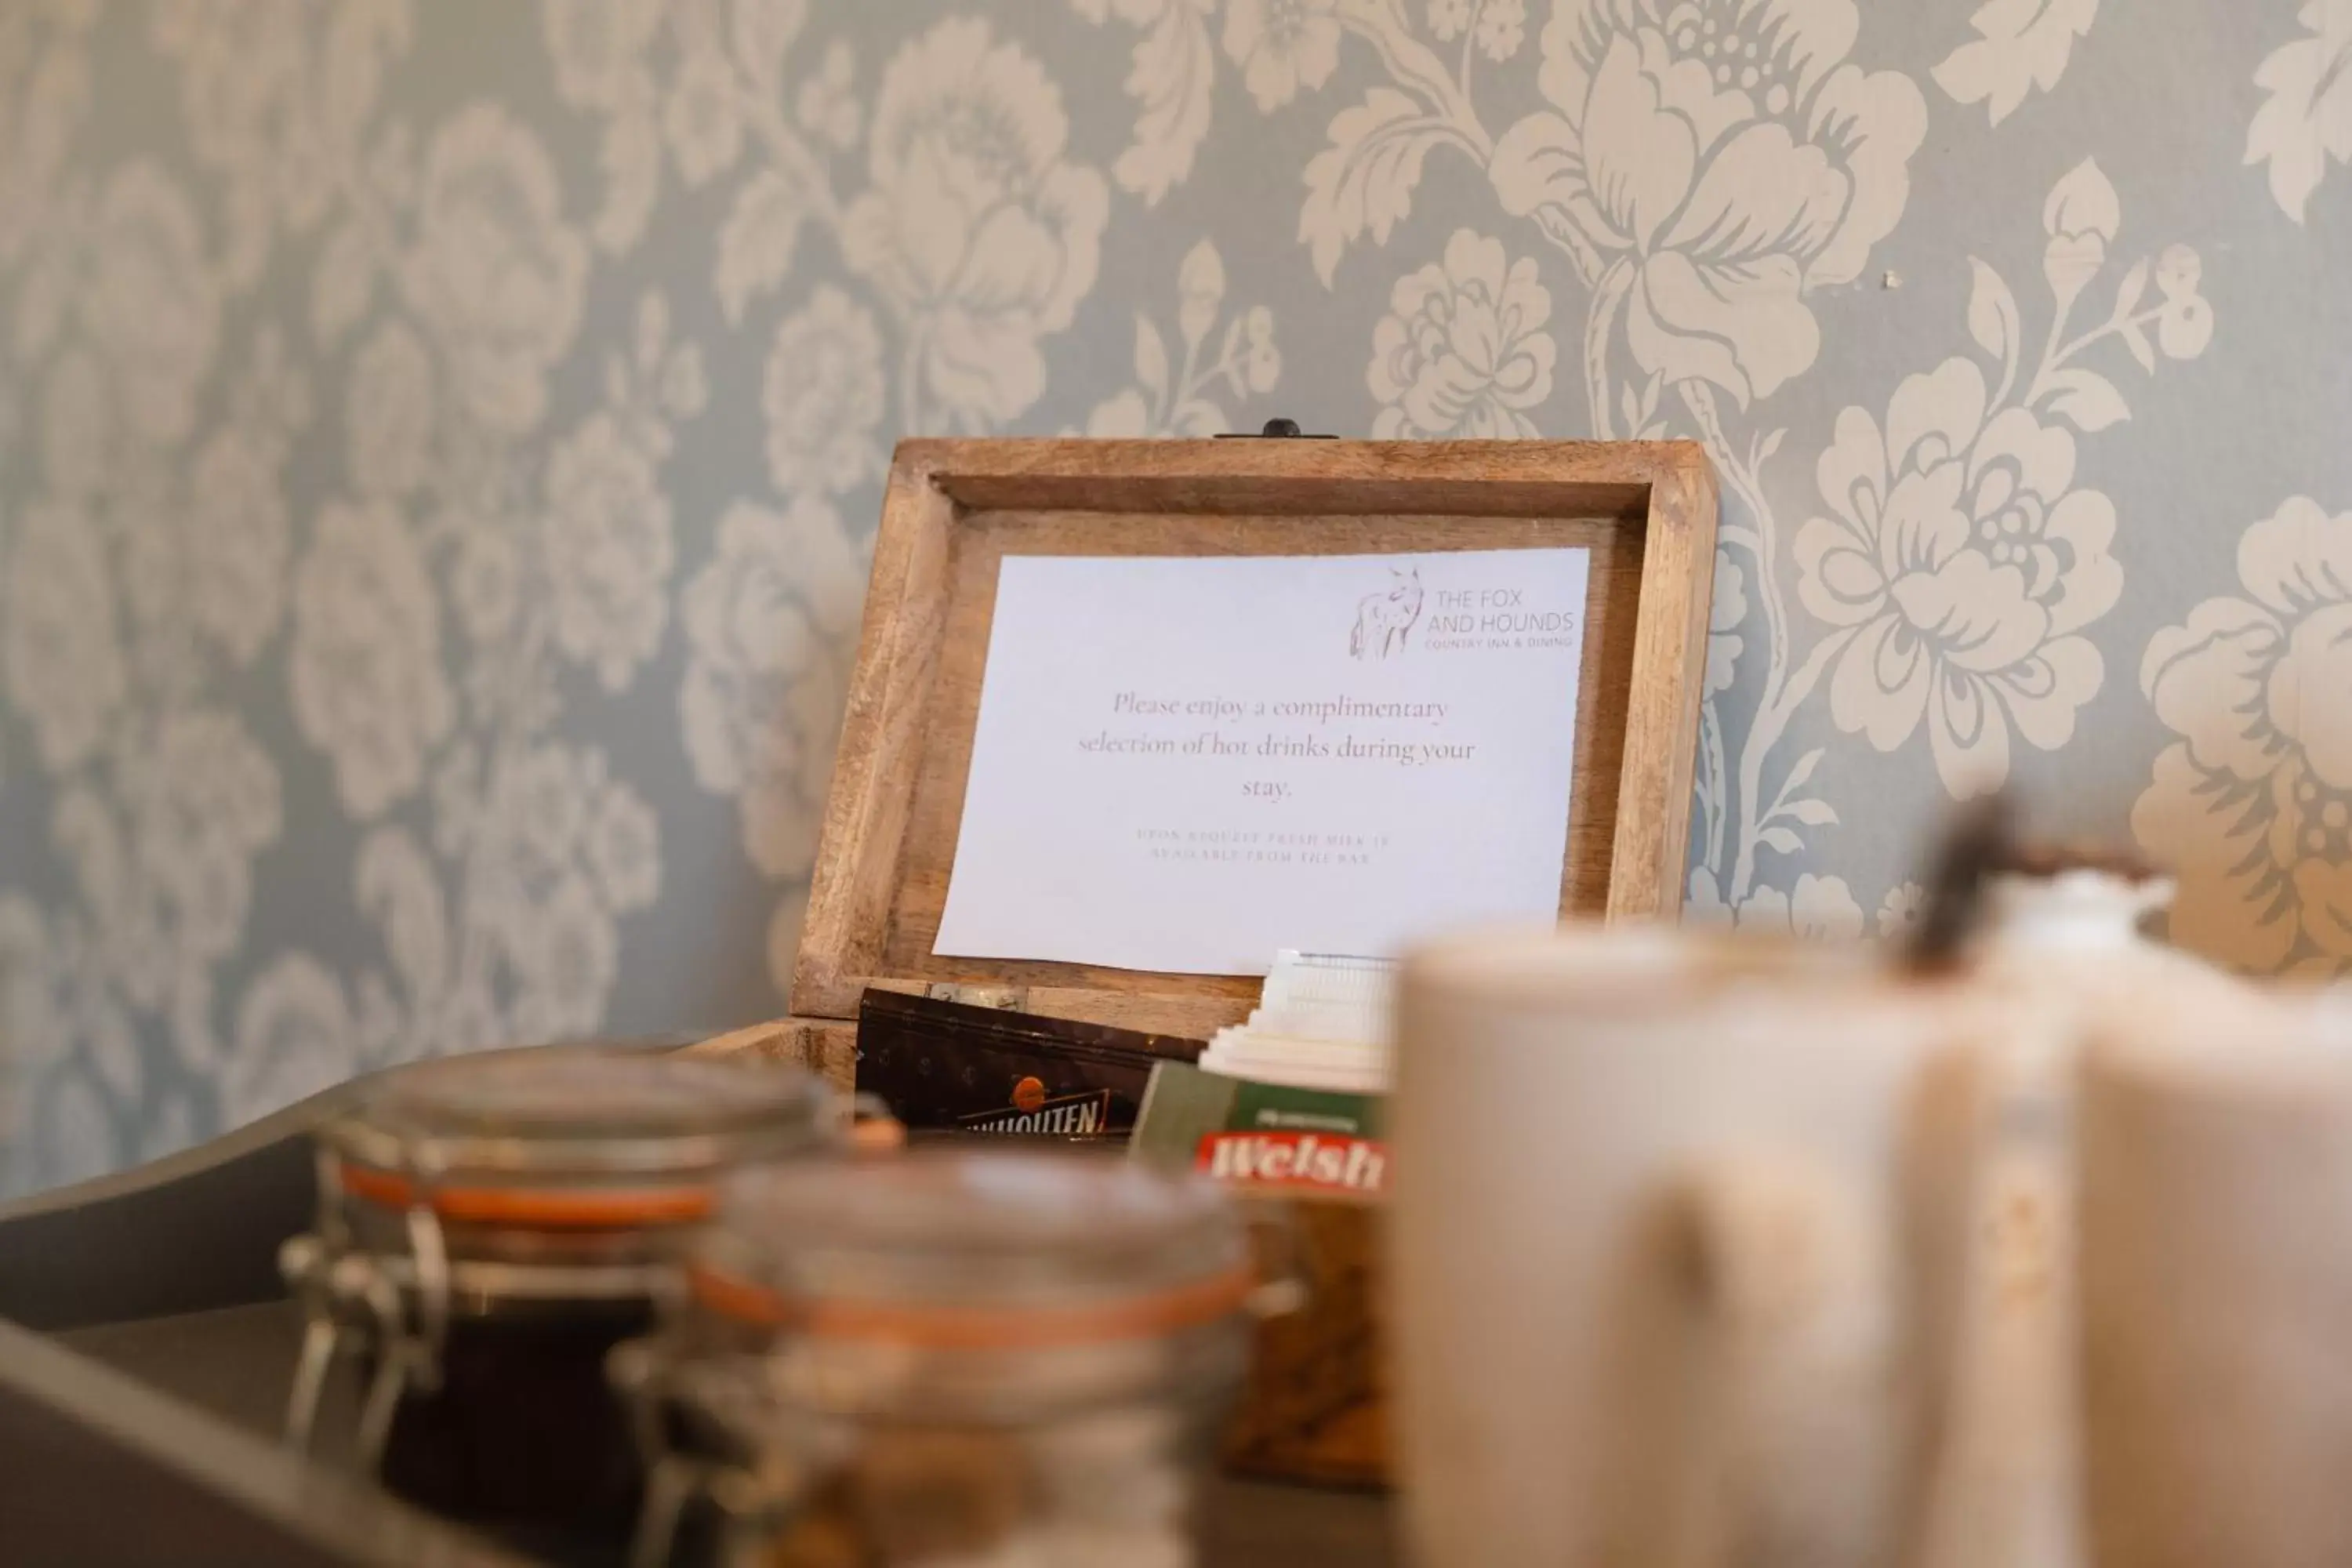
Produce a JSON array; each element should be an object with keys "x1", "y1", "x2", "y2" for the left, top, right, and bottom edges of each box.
[{"x1": 59, "y1": 1301, "x2": 1399, "y2": 1568}]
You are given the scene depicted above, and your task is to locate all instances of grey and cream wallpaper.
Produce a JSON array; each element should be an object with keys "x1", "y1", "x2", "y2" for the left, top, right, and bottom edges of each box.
[{"x1": 0, "y1": 0, "x2": 2339, "y2": 1192}]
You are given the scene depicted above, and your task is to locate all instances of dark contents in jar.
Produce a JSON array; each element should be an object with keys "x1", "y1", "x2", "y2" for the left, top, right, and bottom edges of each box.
[{"x1": 374, "y1": 1298, "x2": 656, "y2": 1554}]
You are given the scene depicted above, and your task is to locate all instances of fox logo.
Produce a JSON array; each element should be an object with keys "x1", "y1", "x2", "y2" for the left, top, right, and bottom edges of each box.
[{"x1": 1351, "y1": 566, "x2": 1423, "y2": 660}]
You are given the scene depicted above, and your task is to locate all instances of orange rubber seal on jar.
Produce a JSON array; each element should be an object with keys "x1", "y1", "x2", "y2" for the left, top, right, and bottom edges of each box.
[
  {"x1": 685, "y1": 1259, "x2": 1256, "y2": 1350},
  {"x1": 338, "y1": 1161, "x2": 716, "y2": 1229}
]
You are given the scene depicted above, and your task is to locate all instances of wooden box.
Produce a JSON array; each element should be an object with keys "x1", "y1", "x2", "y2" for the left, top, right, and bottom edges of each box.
[
  {"x1": 691, "y1": 436, "x2": 1718, "y2": 1485},
  {"x1": 699, "y1": 436, "x2": 1718, "y2": 1080}
]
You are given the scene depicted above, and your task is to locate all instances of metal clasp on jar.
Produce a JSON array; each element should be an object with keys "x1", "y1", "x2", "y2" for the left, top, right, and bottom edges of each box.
[
  {"x1": 280, "y1": 1139, "x2": 452, "y2": 1468},
  {"x1": 279, "y1": 1134, "x2": 681, "y2": 1472},
  {"x1": 610, "y1": 1335, "x2": 799, "y2": 1568}
]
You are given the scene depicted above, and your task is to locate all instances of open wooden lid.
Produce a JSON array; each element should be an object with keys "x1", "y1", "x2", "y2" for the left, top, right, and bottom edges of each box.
[{"x1": 790, "y1": 437, "x2": 1718, "y2": 1042}]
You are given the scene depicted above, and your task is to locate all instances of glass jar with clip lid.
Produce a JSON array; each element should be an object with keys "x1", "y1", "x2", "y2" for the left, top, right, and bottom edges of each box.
[
  {"x1": 616, "y1": 1149, "x2": 1290, "y2": 1568},
  {"x1": 278, "y1": 1043, "x2": 843, "y2": 1545}
]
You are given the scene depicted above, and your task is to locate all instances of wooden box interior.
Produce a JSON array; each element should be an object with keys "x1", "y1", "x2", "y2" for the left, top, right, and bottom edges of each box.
[{"x1": 781, "y1": 439, "x2": 1718, "y2": 1047}]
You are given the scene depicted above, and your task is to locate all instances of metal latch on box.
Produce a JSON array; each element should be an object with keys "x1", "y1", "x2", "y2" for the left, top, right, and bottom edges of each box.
[{"x1": 1217, "y1": 417, "x2": 1335, "y2": 439}]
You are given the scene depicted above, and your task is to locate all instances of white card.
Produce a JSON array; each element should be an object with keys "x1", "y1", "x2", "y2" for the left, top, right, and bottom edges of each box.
[{"x1": 931, "y1": 548, "x2": 1592, "y2": 975}]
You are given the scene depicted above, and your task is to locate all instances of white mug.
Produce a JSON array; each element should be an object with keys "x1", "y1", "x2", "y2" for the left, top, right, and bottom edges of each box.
[
  {"x1": 1908, "y1": 868, "x2": 2252, "y2": 1568},
  {"x1": 1391, "y1": 923, "x2": 1994, "y2": 1568},
  {"x1": 2078, "y1": 986, "x2": 2352, "y2": 1568}
]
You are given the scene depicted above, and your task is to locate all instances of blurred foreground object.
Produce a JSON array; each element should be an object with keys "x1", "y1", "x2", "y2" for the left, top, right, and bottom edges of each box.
[
  {"x1": 2079, "y1": 985, "x2": 2352, "y2": 1568},
  {"x1": 1908, "y1": 841, "x2": 2247, "y2": 1568},
  {"x1": 278, "y1": 1045, "x2": 839, "y2": 1546},
  {"x1": 1900, "y1": 789, "x2": 2020, "y2": 974},
  {"x1": 619, "y1": 1149, "x2": 1266, "y2": 1567},
  {"x1": 1387, "y1": 797, "x2": 2266, "y2": 1568},
  {"x1": 1392, "y1": 924, "x2": 1969, "y2": 1568}
]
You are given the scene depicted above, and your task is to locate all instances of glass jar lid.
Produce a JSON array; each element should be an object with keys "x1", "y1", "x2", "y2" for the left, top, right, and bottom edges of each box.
[
  {"x1": 320, "y1": 1044, "x2": 835, "y2": 1226},
  {"x1": 688, "y1": 1150, "x2": 1254, "y2": 1348}
]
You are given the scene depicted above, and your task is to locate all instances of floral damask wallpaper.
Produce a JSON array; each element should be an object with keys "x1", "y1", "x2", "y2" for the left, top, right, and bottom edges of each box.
[{"x1": 0, "y1": 0, "x2": 2341, "y2": 1193}]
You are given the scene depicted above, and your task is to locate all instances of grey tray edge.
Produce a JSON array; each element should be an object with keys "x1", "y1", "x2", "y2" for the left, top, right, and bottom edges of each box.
[{"x1": 0, "y1": 1314, "x2": 533, "y2": 1566}]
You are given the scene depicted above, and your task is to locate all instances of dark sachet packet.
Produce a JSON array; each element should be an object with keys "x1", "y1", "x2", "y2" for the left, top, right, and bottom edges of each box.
[{"x1": 855, "y1": 989, "x2": 1205, "y2": 1142}]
